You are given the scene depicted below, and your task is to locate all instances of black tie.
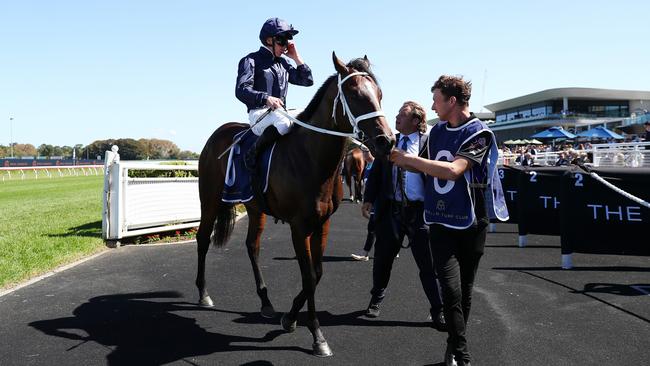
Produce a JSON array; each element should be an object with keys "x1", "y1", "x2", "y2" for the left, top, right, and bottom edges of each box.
[{"x1": 397, "y1": 136, "x2": 409, "y2": 203}]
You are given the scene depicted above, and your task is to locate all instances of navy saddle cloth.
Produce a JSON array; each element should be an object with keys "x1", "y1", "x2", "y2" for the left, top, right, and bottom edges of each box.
[{"x1": 222, "y1": 129, "x2": 274, "y2": 203}]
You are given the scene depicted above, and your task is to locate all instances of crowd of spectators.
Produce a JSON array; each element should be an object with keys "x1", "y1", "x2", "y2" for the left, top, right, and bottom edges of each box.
[{"x1": 500, "y1": 143, "x2": 593, "y2": 166}]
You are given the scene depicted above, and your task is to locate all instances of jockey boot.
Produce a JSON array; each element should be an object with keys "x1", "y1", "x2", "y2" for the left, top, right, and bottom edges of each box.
[{"x1": 245, "y1": 126, "x2": 281, "y2": 171}]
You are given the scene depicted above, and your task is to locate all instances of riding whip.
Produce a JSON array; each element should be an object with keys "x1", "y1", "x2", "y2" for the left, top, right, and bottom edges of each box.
[{"x1": 218, "y1": 107, "x2": 273, "y2": 160}]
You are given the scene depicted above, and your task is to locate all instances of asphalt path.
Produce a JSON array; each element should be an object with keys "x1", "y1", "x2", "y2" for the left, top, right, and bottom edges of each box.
[{"x1": 1, "y1": 199, "x2": 649, "y2": 365}]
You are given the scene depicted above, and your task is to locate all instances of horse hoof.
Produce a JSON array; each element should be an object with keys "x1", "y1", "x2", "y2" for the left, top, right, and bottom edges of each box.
[
  {"x1": 313, "y1": 341, "x2": 333, "y2": 357},
  {"x1": 261, "y1": 305, "x2": 276, "y2": 318},
  {"x1": 199, "y1": 296, "x2": 214, "y2": 307},
  {"x1": 280, "y1": 313, "x2": 297, "y2": 332}
]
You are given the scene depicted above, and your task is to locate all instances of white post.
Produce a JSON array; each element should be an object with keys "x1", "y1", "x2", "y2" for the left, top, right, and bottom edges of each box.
[
  {"x1": 518, "y1": 235, "x2": 527, "y2": 247},
  {"x1": 102, "y1": 145, "x2": 121, "y2": 241},
  {"x1": 561, "y1": 254, "x2": 573, "y2": 269},
  {"x1": 9, "y1": 117, "x2": 14, "y2": 158}
]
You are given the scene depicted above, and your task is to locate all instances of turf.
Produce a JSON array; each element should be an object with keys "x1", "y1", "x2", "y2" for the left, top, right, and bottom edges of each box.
[{"x1": 0, "y1": 174, "x2": 106, "y2": 290}]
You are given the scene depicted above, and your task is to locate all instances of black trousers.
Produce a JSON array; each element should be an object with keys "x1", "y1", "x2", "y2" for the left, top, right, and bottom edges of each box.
[
  {"x1": 429, "y1": 223, "x2": 487, "y2": 364},
  {"x1": 362, "y1": 212, "x2": 376, "y2": 252},
  {"x1": 370, "y1": 202, "x2": 443, "y2": 313}
]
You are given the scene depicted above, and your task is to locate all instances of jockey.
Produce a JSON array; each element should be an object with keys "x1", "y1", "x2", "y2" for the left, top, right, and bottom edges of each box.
[{"x1": 236, "y1": 17, "x2": 314, "y2": 169}]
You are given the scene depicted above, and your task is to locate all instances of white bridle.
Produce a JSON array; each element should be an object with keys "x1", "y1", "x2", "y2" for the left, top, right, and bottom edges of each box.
[
  {"x1": 275, "y1": 72, "x2": 385, "y2": 141},
  {"x1": 332, "y1": 72, "x2": 385, "y2": 136}
]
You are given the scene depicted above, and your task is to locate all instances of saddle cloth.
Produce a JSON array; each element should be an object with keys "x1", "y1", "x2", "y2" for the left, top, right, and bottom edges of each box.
[{"x1": 222, "y1": 129, "x2": 275, "y2": 203}]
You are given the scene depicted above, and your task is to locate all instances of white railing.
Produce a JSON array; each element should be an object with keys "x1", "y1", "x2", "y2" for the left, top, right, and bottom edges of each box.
[
  {"x1": 499, "y1": 142, "x2": 650, "y2": 168},
  {"x1": 591, "y1": 142, "x2": 649, "y2": 168},
  {"x1": 0, "y1": 165, "x2": 103, "y2": 181},
  {"x1": 102, "y1": 146, "x2": 200, "y2": 243}
]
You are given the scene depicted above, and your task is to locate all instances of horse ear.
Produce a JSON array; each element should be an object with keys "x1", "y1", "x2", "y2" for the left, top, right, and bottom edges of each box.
[
  {"x1": 363, "y1": 55, "x2": 369, "y2": 63},
  {"x1": 332, "y1": 51, "x2": 348, "y2": 74}
]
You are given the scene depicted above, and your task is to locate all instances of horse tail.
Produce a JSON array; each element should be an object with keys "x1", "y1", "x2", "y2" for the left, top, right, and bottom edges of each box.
[{"x1": 212, "y1": 204, "x2": 236, "y2": 247}]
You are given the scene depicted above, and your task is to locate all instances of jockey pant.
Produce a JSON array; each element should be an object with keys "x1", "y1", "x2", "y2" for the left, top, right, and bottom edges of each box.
[{"x1": 249, "y1": 108, "x2": 293, "y2": 136}]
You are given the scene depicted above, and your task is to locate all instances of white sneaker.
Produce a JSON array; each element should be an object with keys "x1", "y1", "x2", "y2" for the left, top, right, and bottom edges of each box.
[
  {"x1": 445, "y1": 344, "x2": 457, "y2": 366},
  {"x1": 351, "y1": 253, "x2": 369, "y2": 261}
]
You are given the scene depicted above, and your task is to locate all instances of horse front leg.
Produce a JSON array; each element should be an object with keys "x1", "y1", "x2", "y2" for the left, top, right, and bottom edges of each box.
[
  {"x1": 308, "y1": 220, "x2": 331, "y2": 357},
  {"x1": 245, "y1": 209, "x2": 275, "y2": 318},
  {"x1": 282, "y1": 222, "x2": 332, "y2": 357},
  {"x1": 196, "y1": 204, "x2": 216, "y2": 307}
]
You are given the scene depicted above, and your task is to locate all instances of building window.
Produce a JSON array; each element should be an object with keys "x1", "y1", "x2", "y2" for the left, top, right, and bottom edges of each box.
[{"x1": 532, "y1": 106, "x2": 547, "y2": 116}]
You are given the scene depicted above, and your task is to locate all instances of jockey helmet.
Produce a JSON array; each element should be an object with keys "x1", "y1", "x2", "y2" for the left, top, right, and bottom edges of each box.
[{"x1": 259, "y1": 18, "x2": 299, "y2": 44}]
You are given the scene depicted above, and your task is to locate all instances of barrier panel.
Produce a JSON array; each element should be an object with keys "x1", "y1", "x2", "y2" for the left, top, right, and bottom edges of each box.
[
  {"x1": 516, "y1": 167, "x2": 566, "y2": 245},
  {"x1": 102, "y1": 147, "x2": 200, "y2": 245},
  {"x1": 560, "y1": 167, "x2": 650, "y2": 259},
  {"x1": 496, "y1": 165, "x2": 520, "y2": 224}
]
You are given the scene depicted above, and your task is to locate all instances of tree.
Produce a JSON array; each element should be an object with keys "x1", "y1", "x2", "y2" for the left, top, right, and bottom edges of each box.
[
  {"x1": 176, "y1": 150, "x2": 200, "y2": 159},
  {"x1": 140, "y1": 138, "x2": 181, "y2": 159},
  {"x1": 60, "y1": 146, "x2": 72, "y2": 158},
  {"x1": 38, "y1": 144, "x2": 54, "y2": 158},
  {"x1": 13, "y1": 143, "x2": 37, "y2": 157}
]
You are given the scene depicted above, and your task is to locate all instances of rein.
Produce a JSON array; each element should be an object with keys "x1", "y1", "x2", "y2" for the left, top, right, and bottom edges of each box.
[{"x1": 277, "y1": 71, "x2": 385, "y2": 141}]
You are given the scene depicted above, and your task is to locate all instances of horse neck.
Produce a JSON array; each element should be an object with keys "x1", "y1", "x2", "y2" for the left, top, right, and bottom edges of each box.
[{"x1": 294, "y1": 84, "x2": 352, "y2": 174}]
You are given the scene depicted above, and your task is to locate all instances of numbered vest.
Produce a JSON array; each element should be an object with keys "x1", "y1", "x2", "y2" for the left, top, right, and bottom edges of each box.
[{"x1": 424, "y1": 119, "x2": 508, "y2": 228}]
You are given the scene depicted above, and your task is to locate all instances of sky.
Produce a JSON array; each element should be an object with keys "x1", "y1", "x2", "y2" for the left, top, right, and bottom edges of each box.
[{"x1": 1, "y1": 0, "x2": 649, "y2": 153}]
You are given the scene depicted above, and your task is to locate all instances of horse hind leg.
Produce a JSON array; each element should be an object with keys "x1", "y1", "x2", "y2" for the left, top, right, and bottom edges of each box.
[{"x1": 245, "y1": 207, "x2": 276, "y2": 318}]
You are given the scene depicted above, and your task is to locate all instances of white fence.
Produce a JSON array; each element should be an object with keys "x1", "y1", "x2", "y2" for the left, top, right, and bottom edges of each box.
[
  {"x1": 0, "y1": 165, "x2": 103, "y2": 181},
  {"x1": 499, "y1": 142, "x2": 650, "y2": 168},
  {"x1": 102, "y1": 146, "x2": 200, "y2": 243},
  {"x1": 591, "y1": 142, "x2": 649, "y2": 168}
]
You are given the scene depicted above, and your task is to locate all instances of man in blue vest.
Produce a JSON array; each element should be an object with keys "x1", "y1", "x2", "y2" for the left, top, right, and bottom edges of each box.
[
  {"x1": 391, "y1": 76, "x2": 508, "y2": 366},
  {"x1": 236, "y1": 17, "x2": 314, "y2": 169},
  {"x1": 362, "y1": 101, "x2": 446, "y2": 332}
]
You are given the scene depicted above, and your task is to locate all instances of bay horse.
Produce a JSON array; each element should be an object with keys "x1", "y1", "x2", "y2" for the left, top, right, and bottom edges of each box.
[
  {"x1": 343, "y1": 147, "x2": 365, "y2": 203},
  {"x1": 196, "y1": 52, "x2": 395, "y2": 357}
]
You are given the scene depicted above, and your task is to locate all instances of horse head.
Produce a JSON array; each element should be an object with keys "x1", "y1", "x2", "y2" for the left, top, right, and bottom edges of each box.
[{"x1": 332, "y1": 52, "x2": 395, "y2": 157}]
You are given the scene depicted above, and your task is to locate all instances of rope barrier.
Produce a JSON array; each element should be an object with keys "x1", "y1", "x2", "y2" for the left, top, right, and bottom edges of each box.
[{"x1": 588, "y1": 171, "x2": 650, "y2": 209}]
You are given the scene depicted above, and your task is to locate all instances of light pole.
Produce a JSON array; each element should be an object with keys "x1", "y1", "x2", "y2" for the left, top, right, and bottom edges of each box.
[{"x1": 9, "y1": 117, "x2": 14, "y2": 158}]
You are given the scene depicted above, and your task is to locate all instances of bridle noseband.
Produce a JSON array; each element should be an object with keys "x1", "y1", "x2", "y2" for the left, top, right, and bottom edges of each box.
[
  {"x1": 275, "y1": 71, "x2": 388, "y2": 145},
  {"x1": 332, "y1": 72, "x2": 385, "y2": 138}
]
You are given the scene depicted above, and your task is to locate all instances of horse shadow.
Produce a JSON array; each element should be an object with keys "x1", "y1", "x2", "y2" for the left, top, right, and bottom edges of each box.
[
  {"x1": 47, "y1": 220, "x2": 102, "y2": 238},
  {"x1": 272, "y1": 255, "x2": 363, "y2": 262},
  {"x1": 220, "y1": 308, "x2": 431, "y2": 329},
  {"x1": 28, "y1": 291, "x2": 309, "y2": 365},
  {"x1": 571, "y1": 283, "x2": 650, "y2": 296}
]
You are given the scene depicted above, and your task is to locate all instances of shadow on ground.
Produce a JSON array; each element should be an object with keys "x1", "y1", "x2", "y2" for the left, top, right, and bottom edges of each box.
[
  {"x1": 29, "y1": 291, "x2": 308, "y2": 365},
  {"x1": 48, "y1": 220, "x2": 102, "y2": 238}
]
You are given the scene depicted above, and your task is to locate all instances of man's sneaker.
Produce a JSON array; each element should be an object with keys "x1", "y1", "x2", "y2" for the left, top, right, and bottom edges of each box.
[
  {"x1": 365, "y1": 303, "x2": 380, "y2": 318},
  {"x1": 351, "y1": 253, "x2": 369, "y2": 261},
  {"x1": 445, "y1": 344, "x2": 457, "y2": 366}
]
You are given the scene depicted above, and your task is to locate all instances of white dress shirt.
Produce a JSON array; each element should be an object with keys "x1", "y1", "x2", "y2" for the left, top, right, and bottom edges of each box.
[{"x1": 393, "y1": 132, "x2": 425, "y2": 202}]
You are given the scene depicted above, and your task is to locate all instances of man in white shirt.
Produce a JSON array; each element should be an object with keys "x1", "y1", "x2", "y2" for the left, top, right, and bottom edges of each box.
[{"x1": 361, "y1": 101, "x2": 445, "y2": 331}]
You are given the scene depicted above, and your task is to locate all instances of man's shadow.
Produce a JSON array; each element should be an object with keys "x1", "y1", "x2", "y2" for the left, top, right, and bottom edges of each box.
[{"x1": 29, "y1": 291, "x2": 308, "y2": 365}]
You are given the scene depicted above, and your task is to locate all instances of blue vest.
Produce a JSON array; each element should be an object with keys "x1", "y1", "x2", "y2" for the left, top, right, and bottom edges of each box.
[{"x1": 424, "y1": 118, "x2": 509, "y2": 229}]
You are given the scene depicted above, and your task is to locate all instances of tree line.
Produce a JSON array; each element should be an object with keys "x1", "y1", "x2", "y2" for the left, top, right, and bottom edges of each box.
[{"x1": 0, "y1": 138, "x2": 199, "y2": 160}]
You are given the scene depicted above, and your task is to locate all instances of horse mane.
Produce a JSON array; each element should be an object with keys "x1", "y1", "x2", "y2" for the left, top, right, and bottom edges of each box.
[{"x1": 296, "y1": 58, "x2": 378, "y2": 122}]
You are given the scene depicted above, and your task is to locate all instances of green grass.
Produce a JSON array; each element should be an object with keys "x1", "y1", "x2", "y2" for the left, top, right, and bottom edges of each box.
[{"x1": 0, "y1": 174, "x2": 106, "y2": 290}]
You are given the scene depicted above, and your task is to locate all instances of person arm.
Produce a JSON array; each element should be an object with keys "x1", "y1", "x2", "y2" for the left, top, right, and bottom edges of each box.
[
  {"x1": 284, "y1": 42, "x2": 313, "y2": 86},
  {"x1": 391, "y1": 131, "x2": 492, "y2": 180},
  {"x1": 361, "y1": 158, "x2": 382, "y2": 218},
  {"x1": 235, "y1": 56, "x2": 270, "y2": 108}
]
